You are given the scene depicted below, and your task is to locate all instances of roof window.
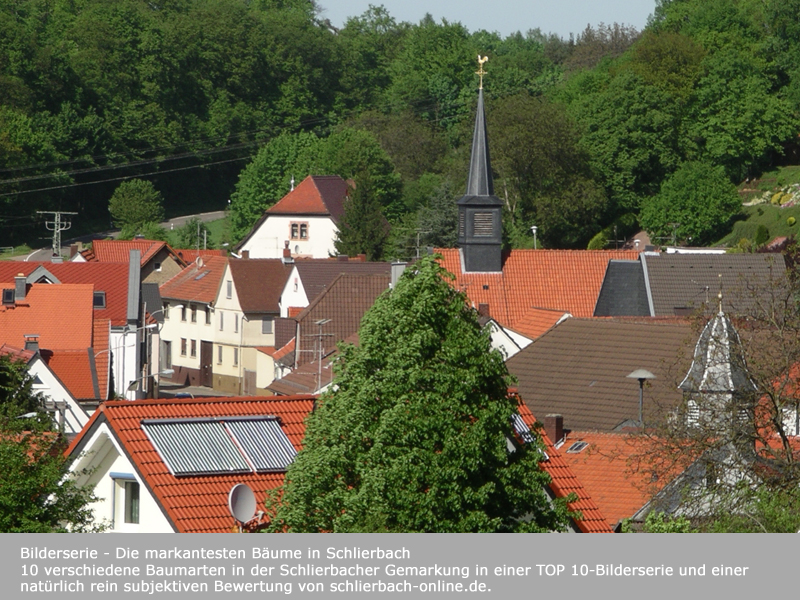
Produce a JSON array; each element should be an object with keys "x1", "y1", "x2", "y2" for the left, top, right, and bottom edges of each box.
[
  {"x1": 566, "y1": 441, "x2": 589, "y2": 453},
  {"x1": 2, "y1": 288, "x2": 13, "y2": 305},
  {"x1": 93, "y1": 291, "x2": 106, "y2": 308}
]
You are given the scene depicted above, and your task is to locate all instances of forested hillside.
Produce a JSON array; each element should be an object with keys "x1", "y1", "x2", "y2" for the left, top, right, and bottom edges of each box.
[{"x1": 1, "y1": 0, "x2": 798, "y2": 254}]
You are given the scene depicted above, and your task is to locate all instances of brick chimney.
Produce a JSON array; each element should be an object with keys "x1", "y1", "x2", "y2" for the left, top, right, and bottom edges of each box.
[
  {"x1": 14, "y1": 273, "x2": 26, "y2": 302},
  {"x1": 544, "y1": 414, "x2": 564, "y2": 446},
  {"x1": 282, "y1": 240, "x2": 294, "y2": 264},
  {"x1": 240, "y1": 250, "x2": 249, "y2": 259},
  {"x1": 478, "y1": 303, "x2": 490, "y2": 318}
]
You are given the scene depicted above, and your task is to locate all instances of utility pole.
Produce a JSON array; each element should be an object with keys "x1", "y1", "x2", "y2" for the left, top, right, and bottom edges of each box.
[
  {"x1": 37, "y1": 211, "x2": 77, "y2": 257},
  {"x1": 415, "y1": 230, "x2": 430, "y2": 259}
]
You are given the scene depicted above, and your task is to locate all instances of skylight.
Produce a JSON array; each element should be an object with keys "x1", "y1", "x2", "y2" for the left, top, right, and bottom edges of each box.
[
  {"x1": 142, "y1": 416, "x2": 296, "y2": 476},
  {"x1": 566, "y1": 441, "x2": 589, "y2": 453}
]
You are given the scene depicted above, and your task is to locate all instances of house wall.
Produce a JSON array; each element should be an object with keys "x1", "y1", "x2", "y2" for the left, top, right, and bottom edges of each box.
[
  {"x1": 241, "y1": 215, "x2": 338, "y2": 259},
  {"x1": 159, "y1": 301, "x2": 214, "y2": 382},
  {"x1": 69, "y1": 425, "x2": 174, "y2": 533},
  {"x1": 279, "y1": 265, "x2": 309, "y2": 317},
  {"x1": 141, "y1": 250, "x2": 183, "y2": 285},
  {"x1": 29, "y1": 357, "x2": 87, "y2": 435},
  {"x1": 110, "y1": 327, "x2": 141, "y2": 400}
]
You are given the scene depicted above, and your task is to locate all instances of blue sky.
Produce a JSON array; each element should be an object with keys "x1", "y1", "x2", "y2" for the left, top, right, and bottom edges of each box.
[{"x1": 317, "y1": 1, "x2": 657, "y2": 38}]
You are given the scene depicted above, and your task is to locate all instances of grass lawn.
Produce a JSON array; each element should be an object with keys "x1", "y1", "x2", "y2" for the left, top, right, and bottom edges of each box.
[
  {"x1": 0, "y1": 245, "x2": 34, "y2": 261},
  {"x1": 718, "y1": 204, "x2": 800, "y2": 247}
]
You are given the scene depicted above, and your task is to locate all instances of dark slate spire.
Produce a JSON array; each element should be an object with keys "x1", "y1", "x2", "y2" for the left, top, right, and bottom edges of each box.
[
  {"x1": 457, "y1": 69, "x2": 503, "y2": 273},
  {"x1": 465, "y1": 89, "x2": 494, "y2": 197}
]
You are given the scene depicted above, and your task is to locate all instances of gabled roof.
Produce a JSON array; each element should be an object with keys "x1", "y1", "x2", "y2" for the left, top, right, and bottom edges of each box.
[
  {"x1": 85, "y1": 239, "x2": 186, "y2": 267},
  {"x1": 159, "y1": 256, "x2": 228, "y2": 305},
  {"x1": 516, "y1": 401, "x2": 612, "y2": 533},
  {"x1": 643, "y1": 252, "x2": 786, "y2": 317},
  {"x1": 436, "y1": 248, "x2": 639, "y2": 328},
  {"x1": 45, "y1": 350, "x2": 99, "y2": 400},
  {"x1": 173, "y1": 248, "x2": 226, "y2": 264},
  {"x1": 268, "y1": 358, "x2": 335, "y2": 396},
  {"x1": 0, "y1": 262, "x2": 131, "y2": 326},
  {"x1": 228, "y1": 259, "x2": 294, "y2": 313},
  {"x1": 267, "y1": 175, "x2": 349, "y2": 221},
  {"x1": 66, "y1": 395, "x2": 316, "y2": 533},
  {"x1": 509, "y1": 307, "x2": 570, "y2": 340},
  {"x1": 293, "y1": 260, "x2": 391, "y2": 305},
  {"x1": 294, "y1": 273, "x2": 389, "y2": 367},
  {"x1": 507, "y1": 318, "x2": 694, "y2": 432},
  {"x1": 0, "y1": 283, "x2": 94, "y2": 349},
  {"x1": 558, "y1": 431, "x2": 672, "y2": 530}
]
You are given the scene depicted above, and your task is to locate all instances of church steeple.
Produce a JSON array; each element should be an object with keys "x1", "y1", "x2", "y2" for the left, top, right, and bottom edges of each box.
[{"x1": 457, "y1": 57, "x2": 503, "y2": 273}]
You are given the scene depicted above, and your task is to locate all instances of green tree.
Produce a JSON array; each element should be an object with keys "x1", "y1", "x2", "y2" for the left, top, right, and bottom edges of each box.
[
  {"x1": 108, "y1": 179, "x2": 165, "y2": 230},
  {"x1": 172, "y1": 216, "x2": 211, "y2": 249},
  {"x1": 0, "y1": 354, "x2": 100, "y2": 532},
  {"x1": 640, "y1": 161, "x2": 741, "y2": 245},
  {"x1": 333, "y1": 171, "x2": 389, "y2": 261},
  {"x1": 269, "y1": 256, "x2": 572, "y2": 532}
]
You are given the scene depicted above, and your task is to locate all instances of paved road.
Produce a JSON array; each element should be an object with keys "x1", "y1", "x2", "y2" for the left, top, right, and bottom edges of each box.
[{"x1": 21, "y1": 210, "x2": 226, "y2": 262}]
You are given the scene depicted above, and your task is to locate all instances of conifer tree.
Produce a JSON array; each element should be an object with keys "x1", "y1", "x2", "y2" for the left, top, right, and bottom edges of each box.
[{"x1": 333, "y1": 171, "x2": 389, "y2": 260}]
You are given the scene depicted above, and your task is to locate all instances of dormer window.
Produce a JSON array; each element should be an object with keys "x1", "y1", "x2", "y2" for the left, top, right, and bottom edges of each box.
[{"x1": 93, "y1": 291, "x2": 106, "y2": 309}]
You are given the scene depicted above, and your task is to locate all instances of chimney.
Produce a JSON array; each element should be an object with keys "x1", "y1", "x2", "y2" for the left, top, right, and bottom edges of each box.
[
  {"x1": 24, "y1": 334, "x2": 40, "y2": 353},
  {"x1": 478, "y1": 303, "x2": 490, "y2": 318},
  {"x1": 337, "y1": 254, "x2": 349, "y2": 262},
  {"x1": 282, "y1": 240, "x2": 294, "y2": 264},
  {"x1": 357, "y1": 254, "x2": 366, "y2": 262},
  {"x1": 544, "y1": 414, "x2": 564, "y2": 446},
  {"x1": 241, "y1": 250, "x2": 249, "y2": 260},
  {"x1": 69, "y1": 243, "x2": 79, "y2": 258},
  {"x1": 15, "y1": 273, "x2": 26, "y2": 302},
  {"x1": 391, "y1": 262, "x2": 407, "y2": 288}
]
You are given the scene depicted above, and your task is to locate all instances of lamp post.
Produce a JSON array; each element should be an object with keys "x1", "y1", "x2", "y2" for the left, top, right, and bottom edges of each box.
[
  {"x1": 127, "y1": 369, "x2": 175, "y2": 393},
  {"x1": 627, "y1": 369, "x2": 656, "y2": 425}
]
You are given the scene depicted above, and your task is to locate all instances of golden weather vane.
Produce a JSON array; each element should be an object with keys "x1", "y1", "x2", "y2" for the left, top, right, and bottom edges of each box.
[{"x1": 476, "y1": 55, "x2": 488, "y2": 89}]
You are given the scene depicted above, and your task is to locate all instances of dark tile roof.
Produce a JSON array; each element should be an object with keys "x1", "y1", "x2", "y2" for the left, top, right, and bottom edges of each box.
[
  {"x1": 643, "y1": 253, "x2": 786, "y2": 317},
  {"x1": 274, "y1": 318, "x2": 297, "y2": 352},
  {"x1": 594, "y1": 260, "x2": 650, "y2": 317},
  {"x1": 506, "y1": 318, "x2": 694, "y2": 432},
  {"x1": 294, "y1": 273, "x2": 389, "y2": 367},
  {"x1": 228, "y1": 258, "x2": 293, "y2": 314},
  {"x1": 294, "y1": 260, "x2": 391, "y2": 305},
  {"x1": 268, "y1": 358, "x2": 335, "y2": 396},
  {"x1": 267, "y1": 175, "x2": 349, "y2": 221}
]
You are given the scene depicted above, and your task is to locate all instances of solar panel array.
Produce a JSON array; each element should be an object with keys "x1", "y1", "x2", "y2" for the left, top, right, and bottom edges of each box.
[{"x1": 142, "y1": 417, "x2": 297, "y2": 476}]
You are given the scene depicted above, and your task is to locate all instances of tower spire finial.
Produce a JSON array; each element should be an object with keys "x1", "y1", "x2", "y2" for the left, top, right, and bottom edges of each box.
[
  {"x1": 476, "y1": 55, "x2": 488, "y2": 90},
  {"x1": 717, "y1": 274, "x2": 723, "y2": 314}
]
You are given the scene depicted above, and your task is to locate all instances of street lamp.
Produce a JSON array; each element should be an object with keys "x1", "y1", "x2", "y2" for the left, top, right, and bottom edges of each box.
[
  {"x1": 531, "y1": 225, "x2": 538, "y2": 250},
  {"x1": 127, "y1": 369, "x2": 174, "y2": 393},
  {"x1": 627, "y1": 369, "x2": 656, "y2": 425}
]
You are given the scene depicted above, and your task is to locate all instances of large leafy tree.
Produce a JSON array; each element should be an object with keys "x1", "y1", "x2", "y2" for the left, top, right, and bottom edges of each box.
[
  {"x1": 108, "y1": 178, "x2": 165, "y2": 231},
  {"x1": 269, "y1": 256, "x2": 571, "y2": 532},
  {"x1": 639, "y1": 160, "x2": 740, "y2": 245},
  {"x1": 0, "y1": 354, "x2": 100, "y2": 532}
]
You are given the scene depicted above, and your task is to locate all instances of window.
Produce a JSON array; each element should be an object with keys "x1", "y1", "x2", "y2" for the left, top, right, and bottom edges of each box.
[
  {"x1": 291, "y1": 223, "x2": 299, "y2": 239},
  {"x1": 93, "y1": 291, "x2": 106, "y2": 308},
  {"x1": 163, "y1": 341, "x2": 172, "y2": 368},
  {"x1": 154, "y1": 262, "x2": 162, "y2": 272},
  {"x1": 473, "y1": 212, "x2": 494, "y2": 237},
  {"x1": 300, "y1": 224, "x2": 308, "y2": 239},
  {"x1": 181, "y1": 306, "x2": 187, "y2": 322},
  {"x1": 1, "y1": 289, "x2": 13, "y2": 305},
  {"x1": 293, "y1": 278, "x2": 298, "y2": 292},
  {"x1": 219, "y1": 312, "x2": 224, "y2": 331},
  {"x1": 233, "y1": 347, "x2": 239, "y2": 367},
  {"x1": 234, "y1": 314, "x2": 239, "y2": 333},
  {"x1": 291, "y1": 221, "x2": 308, "y2": 240},
  {"x1": 262, "y1": 318, "x2": 274, "y2": 334},
  {"x1": 190, "y1": 304, "x2": 197, "y2": 323},
  {"x1": 124, "y1": 481, "x2": 140, "y2": 524},
  {"x1": 217, "y1": 346, "x2": 223, "y2": 364},
  {"x1": 204, "y1": 306, "x2": 211, "y2": 325},
  {"x1": 180, "y1": 338, "x2": 187, "y2": 356},
  {"x1": 226, "y1": 280, "x2": 232, "y2": 299},
  {"x1": 164, "y1": 304, "x2": 170, "y2": 320},
  {"x1": 190, "y1": 339, "x2": 197, "y2": 358}
]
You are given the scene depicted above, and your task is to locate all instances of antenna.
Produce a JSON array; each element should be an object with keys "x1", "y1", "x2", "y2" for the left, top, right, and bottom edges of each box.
[{"x1": 228, "y1": 483, "x2": 256, "y2": 532}]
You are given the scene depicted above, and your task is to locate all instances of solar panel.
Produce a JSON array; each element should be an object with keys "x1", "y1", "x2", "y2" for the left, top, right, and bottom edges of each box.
[
  {"x1": 226, "y1": 418, "x2": 297, "y2": 472},
  {"x1": 511, "y1": 413, "x2": 536, "y2": 444},
  {"x1": 142, "y1": 417, "x2": 297, "y2": 476}
]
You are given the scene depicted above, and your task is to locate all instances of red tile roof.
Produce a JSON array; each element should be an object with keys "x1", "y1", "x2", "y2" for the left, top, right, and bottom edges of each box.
[
  {"x1": 0, "y1": 262, "x2": 131, "y2": 326},
  {"x1": 93, "y1": 318, "x2": 110, "y2": 400},
  {"x1": 66, "y1": 395, "x2": 316, "y2": 533},
  {"x1": 88, "y1": 239, "x2": 185, "y2": 267},
  {"x1": 436, "y1": 248, "x2": 639, "y2": 328},
  {"x1": 0, "y1": 283, "x2": 94, "y2": 349},
  {"x1": 267, "y1": 175, "x2": 349, "y2": 221},
  {"x1": 174, "y1": 249, "x2": 227, "y2": 263},
  {"x1": 46, "y1": 350, "x2": 98, "y2": 399},
  {"x1": 559, "y1": 431, "x2": 673, "y2": 530},
  {"x1": 159, "y1": 255, "x2": 228, "y2": 304},
  {"x1": 516, "y1": 400, "x2": 612, "y2": 533},
  {"x1": 510, "y1": 307, "x2": 570, "y2": 340},
  {"x1": 0, "y1": 343, "x2": 35, "y2": 362},
  {"x1": 272, "y1": 338, "x2": 296, "y2": 362}
]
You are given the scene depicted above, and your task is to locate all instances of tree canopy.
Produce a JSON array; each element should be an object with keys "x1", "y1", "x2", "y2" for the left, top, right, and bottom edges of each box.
[{"x1": 269, "y1": 256, "x2": 571, "y2": 532}]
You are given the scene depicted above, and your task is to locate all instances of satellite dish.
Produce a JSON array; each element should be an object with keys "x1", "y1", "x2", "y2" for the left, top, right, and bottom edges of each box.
[
  {"x1": 228, "y1": 483, "x2": 256, "y2": 524},
  {"x1": 195, "y1": 256, "x2": 204, "y2": 268}
]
